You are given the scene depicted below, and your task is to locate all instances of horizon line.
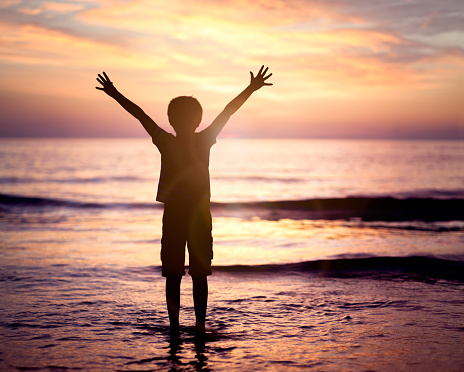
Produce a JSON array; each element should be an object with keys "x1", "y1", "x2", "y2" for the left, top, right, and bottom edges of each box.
[{"x1": 1, "y1": 135, "x2": 463, "y2": 141}]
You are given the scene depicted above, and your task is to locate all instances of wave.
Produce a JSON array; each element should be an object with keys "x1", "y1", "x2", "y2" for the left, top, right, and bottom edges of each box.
[
  {"x1": 1, "y1": 193, "x2": 464, "y2": 222},
  {"x1": 0, "y1": 193, "x2": 160, "y2": 210},
  {"x1": 212, "y1": 255, "x2": 464, "y2": 282},
  {"x1": 0, "y1": 176, "x2": 147, "y2": 184},
  {"x1": 211, "y1": 197, "x2": 464, "y2": 222},
  {"x1": 212, "y1": 175, "x2": 304, "y2": 183},
  {"x1": 393, "y1": 189, "x2": 464, "y2": 199}
]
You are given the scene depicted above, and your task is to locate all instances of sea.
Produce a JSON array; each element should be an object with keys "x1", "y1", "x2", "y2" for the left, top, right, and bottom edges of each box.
[{"x1": 1, "y1": 138, "x2": 463, "y2": 371}]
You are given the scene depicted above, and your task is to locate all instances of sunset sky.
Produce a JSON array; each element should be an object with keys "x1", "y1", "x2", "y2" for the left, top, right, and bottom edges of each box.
[{"x1": 0, "y1": 0, "x2": 463, "y2": 139}]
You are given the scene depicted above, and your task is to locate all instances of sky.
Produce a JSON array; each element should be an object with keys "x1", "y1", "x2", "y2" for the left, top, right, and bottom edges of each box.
[{"x1": 0, "y1": 0, "x2": 463, "y2": 139}]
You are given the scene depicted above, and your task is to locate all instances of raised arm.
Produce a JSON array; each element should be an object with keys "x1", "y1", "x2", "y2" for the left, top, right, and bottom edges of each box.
[
  {"x1": 96, "y1": 72, "x2": 161, "y2": 139},
  {"x1": 203, "y1": 66, "x2": 273, "y2": 139}
]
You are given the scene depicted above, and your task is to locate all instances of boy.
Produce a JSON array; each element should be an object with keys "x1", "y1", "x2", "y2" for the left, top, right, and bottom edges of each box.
[{"x1": 96, "y1": 66, "x2": 272, "y2": 333}]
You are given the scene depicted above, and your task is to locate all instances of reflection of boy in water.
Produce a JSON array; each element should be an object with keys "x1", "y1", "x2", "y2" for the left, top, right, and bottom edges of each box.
[{"x1": 96, "y1": 66, "x2": 273, "y2": 333}]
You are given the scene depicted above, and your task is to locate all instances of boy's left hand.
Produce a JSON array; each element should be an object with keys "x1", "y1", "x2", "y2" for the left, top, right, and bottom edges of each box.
[
  {"x1": 96, "y1": 72, "x2": 118, "y2": 97},
  {"x1": 249, "y1": 66, "x2": 273, "y2": 91}
]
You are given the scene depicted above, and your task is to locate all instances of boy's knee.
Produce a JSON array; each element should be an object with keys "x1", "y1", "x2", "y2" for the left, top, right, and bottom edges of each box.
[
  {"x1": 191, "y1": 275, "x2": 208, "y2": 283},
  {"x1": 162, "y1": 265, "x2": 185, "y2": 277},
  {"x1": 166, "y1": 275, "x2": 183, "y2": 282}
]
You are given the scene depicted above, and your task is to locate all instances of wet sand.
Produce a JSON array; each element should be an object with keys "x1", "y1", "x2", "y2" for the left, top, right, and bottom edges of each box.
[{"x1": 1, "y1": 264, "x2": 463, "y2": 371}]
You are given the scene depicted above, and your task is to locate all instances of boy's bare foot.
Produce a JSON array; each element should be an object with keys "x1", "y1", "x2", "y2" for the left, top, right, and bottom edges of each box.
[
  {"x1": 194, "y1": 322, "x2": 206, "y2": 334},
  {"x1": 169, "y1": 322, "x2": 180, "y2": 335}
]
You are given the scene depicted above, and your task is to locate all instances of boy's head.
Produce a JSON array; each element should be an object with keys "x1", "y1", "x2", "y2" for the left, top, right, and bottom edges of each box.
[{"x1": 167, "y1": 96, "x2": 203, "y2": 134}]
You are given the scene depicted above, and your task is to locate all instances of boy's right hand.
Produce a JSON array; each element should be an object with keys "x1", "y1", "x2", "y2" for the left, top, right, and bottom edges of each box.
[
  {"x1": 96, "y1": 72, "x2": 118, "y2": 97},
  {"x1": 249, "y1": 66, "x2": 273, "y2": 91}
]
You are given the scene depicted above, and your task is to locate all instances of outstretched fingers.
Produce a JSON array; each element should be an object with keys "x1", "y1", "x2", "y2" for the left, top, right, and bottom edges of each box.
[
  {"x1": 95, "y1": 76, "x2": 104, "y2": 90},
  {"x1": 249, "y1": 66, "x2": 273, "y2": 89},
  {"x1": 97, "y1": 73, "x2": 107, "y2": 83},
  {"x1": 263, "y1": 70, "x2": 273, "y2": 86},
  {"x1": 96, "y1": 71, "x2": 113, "y2": 91},
  {"x1": 97, "y1": 72, "x2": 111, "y2": 83},
  {"x1": 264, "y1": 73, "x2": 272, "y2": 85}
]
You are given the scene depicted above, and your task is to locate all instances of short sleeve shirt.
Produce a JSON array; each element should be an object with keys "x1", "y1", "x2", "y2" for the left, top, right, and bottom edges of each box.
[{"x1": 152, "y1": 127, "x2": 216, "y2": 203}]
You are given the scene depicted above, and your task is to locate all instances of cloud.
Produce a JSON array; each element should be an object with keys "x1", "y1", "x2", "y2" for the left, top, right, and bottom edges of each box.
[
  {"x1": 0, "y1": 0, "x2": 138, "y2": 48},
  {"x1": 2, "y1": 0, "x2": 463, "y2": 76},
  {"x1": 0, "y1": 0, "x2": 462, "y2": 138}
]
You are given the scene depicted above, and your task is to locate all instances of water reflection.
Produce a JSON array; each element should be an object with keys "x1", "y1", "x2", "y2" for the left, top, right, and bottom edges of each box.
[
  {"x1": 193, "y1": 335, "x2": 209, "y2": 371},
  {"x1": 166, "y1": 332, "x2": 210, "y2": 371},
  {"x1": 167, "y1": 334, "x2": 182, "y2": 367}
]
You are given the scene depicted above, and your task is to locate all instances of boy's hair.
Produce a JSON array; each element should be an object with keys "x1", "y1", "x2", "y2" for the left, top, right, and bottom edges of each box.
[{"x1": 167, "y1": 96, "x2": 203, "y2": 132}]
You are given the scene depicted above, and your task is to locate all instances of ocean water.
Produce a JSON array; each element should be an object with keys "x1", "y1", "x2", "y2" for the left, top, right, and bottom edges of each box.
[{"x1": 1, "y1": 138, "x2": 464, "y2": 371}]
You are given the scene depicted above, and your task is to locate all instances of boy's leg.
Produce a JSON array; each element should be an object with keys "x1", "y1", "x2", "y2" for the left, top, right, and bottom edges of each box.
[
  {"x1": 192, "y1": 275, "x2": 208, "y2": 333},
  {"x1": 187, "y1": 201, "x2": 213, "y2": 332},
  {"x1": 161, "y1": 201, "x2": 188, "y2": 333},
  {"x1": 166, "y1": 275, "x2": 182, "y2": 333}
]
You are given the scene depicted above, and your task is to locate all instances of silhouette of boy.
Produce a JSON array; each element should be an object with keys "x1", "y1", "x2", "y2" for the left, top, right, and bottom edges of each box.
[{"x1": 96, "y1": 66, "x2": 272, "y2": 333}]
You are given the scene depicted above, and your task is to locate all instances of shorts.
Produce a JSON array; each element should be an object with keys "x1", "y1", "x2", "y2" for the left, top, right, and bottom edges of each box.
[{"x1": 161, "y1": 199, "x2": 213, "y2": 277}]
